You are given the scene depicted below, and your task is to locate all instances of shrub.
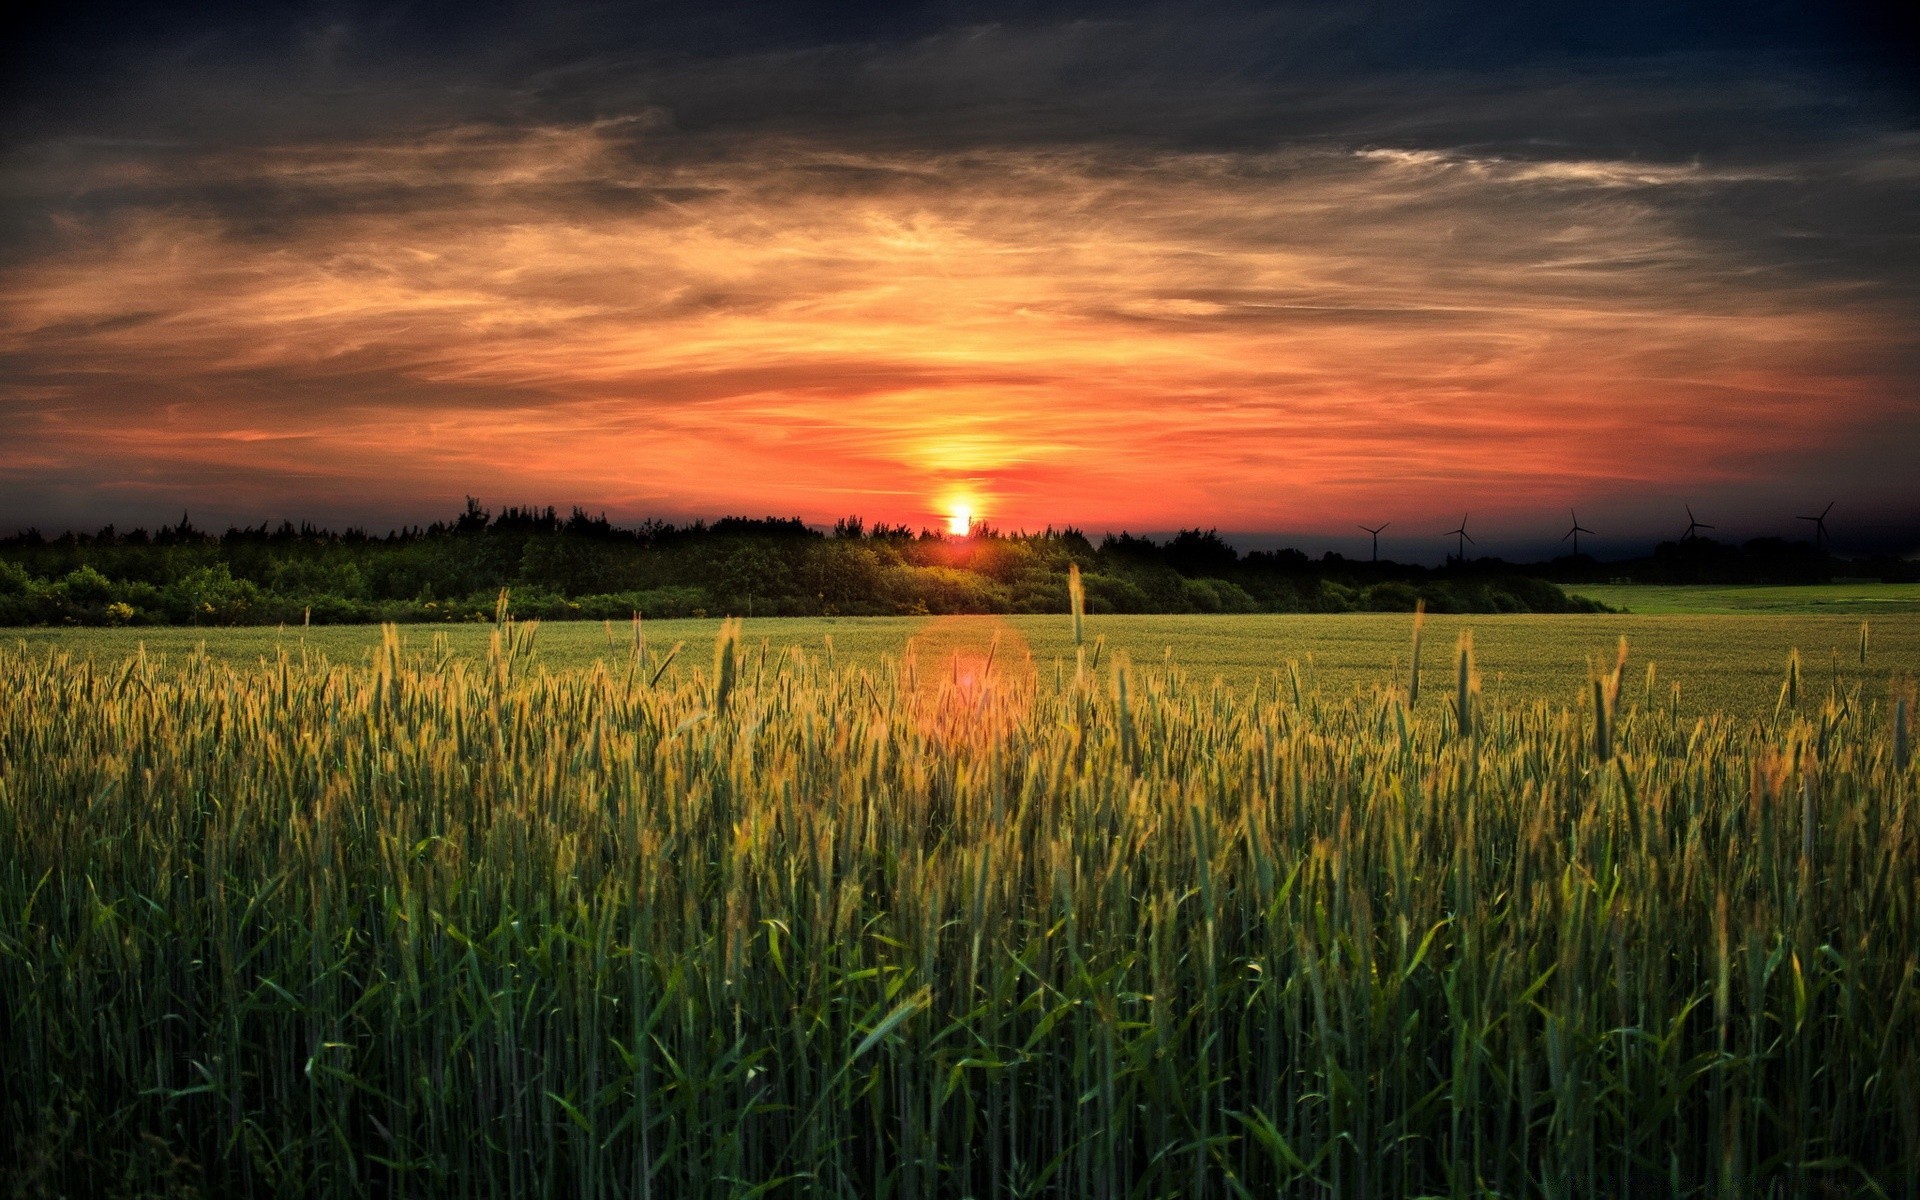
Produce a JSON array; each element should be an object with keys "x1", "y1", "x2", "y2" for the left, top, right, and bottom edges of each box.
[
  {"x1": 162, "y1": 565, "x2": 263, "y2": 625},
  {"x1": 1078, "y1": 572, "x2": 1153, "y2": 614},
  {"x1": 61, "y1": 566, "x2": 114, "y2": 606},
  {"x1": 1179, "y1": 577, "x2": 1260, "y2": 614},
  {"x1": 1363, "y1": 581, "x2": 1422, "y2": 611}
]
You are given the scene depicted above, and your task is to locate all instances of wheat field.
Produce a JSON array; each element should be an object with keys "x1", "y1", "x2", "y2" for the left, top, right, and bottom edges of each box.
[
  {"x1": 2, "y1": 618, "x2": 1916, "y2": 1198},
  {"x1": 10, "y1": 608, "x2": 1920, "y2": 720}
]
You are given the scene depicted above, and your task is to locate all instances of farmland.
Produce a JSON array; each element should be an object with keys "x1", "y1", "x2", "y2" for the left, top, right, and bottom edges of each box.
[
  {"x1": 8, "y1": 609, "x2": 1919, "y2": 720},
  {"x1": 3, "y1": 613, "x2": 1919, "y2": 1197},
  {"x1": 1568, "y1": 582, "x2": 1920, "y2": 615}
]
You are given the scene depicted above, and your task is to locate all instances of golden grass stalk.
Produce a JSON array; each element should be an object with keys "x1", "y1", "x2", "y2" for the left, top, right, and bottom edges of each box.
[{"x1": 1069, "y1": 562, "x2": 1086, "y2": 647}]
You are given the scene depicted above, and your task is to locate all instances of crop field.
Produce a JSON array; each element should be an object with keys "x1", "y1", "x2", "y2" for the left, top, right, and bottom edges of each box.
[
  {"x1": 3, "y1": 614, "x2": 1918, "y2": 1198},
  {"x1": 8, "y1": 609, "x2": 1920, "y2": 720},
  {"x1": 1568, "y1": 583, "x2": 1920, "y2": 615}
]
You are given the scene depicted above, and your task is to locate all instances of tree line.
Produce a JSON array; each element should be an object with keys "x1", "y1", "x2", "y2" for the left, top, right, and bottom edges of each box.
[{"x1": 1, "y1": 499, "x2": 1615, "y2": 626}]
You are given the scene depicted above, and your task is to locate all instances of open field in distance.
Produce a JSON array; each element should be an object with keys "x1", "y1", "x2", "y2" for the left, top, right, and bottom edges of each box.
[
  {"x1": 9, "y1": 611, "x2": 1918, "y2": 721},
  {"x1": 1568, "y1": 582, "x2": 1920, "y2": 614}
]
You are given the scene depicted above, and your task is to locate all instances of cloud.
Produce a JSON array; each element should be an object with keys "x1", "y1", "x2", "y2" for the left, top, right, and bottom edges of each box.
[{"x1": 0, "y1": 2, "x2": 1915, "y2": 541}]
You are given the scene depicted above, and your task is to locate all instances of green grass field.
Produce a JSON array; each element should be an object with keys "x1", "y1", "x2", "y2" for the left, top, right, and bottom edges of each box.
[
  {"x1": 10, "y1": 609, "x2": 1918, "y2": 720},
  {"x1": 1568, "y1": 581, "x2": 1920, "y2": 614}
]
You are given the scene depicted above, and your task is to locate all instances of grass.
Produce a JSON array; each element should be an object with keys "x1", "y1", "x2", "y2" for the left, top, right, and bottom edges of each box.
[
  {"x1": 8, "y1": 610, "x2": 1920, "y2": 720},
  {"x1": 1568, "y1": 582, "x2": 1920, "y2": 615},
  {"x1": 2, "y1": 613, "x2": 1917, "y2": 1198}
]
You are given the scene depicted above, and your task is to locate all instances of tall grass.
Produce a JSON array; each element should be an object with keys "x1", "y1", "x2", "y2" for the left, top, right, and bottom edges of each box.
[
  {"x1": 1, "y1": 625, "x2": 1916, "y2": 1198},
  {"x1": 1069, "y1": 563, "x2": 1086, "y2": 648}
]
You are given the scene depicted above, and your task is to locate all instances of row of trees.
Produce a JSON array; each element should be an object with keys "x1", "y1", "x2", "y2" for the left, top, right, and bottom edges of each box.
[
  {"x1": 0, "y1": 501, "x2": 1606, "y2": 626},
  {"x1": 1579, "y1": 535, "x2": 1915, "y2": 585}
]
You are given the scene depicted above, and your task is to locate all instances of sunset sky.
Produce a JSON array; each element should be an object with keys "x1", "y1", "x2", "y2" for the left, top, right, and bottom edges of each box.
[{"x1": 4, "y1": 0, "x2": 1917, "y2": 559}]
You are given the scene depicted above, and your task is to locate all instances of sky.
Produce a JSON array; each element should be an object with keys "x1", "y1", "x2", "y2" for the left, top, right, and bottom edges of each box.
[{"x1": 3, "y1": 0, "x2": 1917, "y2": 560}]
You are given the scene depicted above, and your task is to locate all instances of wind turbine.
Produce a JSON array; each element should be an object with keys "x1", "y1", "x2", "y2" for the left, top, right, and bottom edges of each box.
[
  {"x1": 1797, "y1": 501, "x2": 1834, "y2": 551},
  {"x1": 1562, "y1": 509, "x2": 1595, "y2": 557},
  {"x1": 1358, "y1": 522, "x2": 1389, "y2": 563},
  {"x1": 1446, "y1": 513, "x2": 1473, "y2": 563},
  {"x1": 1682, "y1": 505, "x2": 1714, "y2": 541}
]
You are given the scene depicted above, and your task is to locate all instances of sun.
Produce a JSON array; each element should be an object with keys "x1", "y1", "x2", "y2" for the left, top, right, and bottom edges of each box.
[{"x1": 946, "y1": 503, "x2": 972, "y2": 537}]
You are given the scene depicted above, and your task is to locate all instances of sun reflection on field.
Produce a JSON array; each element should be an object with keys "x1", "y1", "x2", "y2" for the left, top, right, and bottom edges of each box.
[{"x1": 900, "y1": 615, "x2": 1036, "y2": 749}]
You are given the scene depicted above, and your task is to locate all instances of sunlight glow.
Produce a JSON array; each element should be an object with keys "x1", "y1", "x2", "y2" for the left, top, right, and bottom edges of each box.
[{"x1": 947, "y1": 504, "x2": 972, "y2": 537}]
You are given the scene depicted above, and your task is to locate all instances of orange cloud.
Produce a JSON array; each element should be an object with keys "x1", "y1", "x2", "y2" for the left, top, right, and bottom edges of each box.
[{"x1": 2, "y1": 126, "x2": 1913, "y2": 537}]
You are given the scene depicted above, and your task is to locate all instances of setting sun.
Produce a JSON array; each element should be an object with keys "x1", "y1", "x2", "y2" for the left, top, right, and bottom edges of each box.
[{"x1": 947, "y1": 504, "x2": 973, "y2": 537}]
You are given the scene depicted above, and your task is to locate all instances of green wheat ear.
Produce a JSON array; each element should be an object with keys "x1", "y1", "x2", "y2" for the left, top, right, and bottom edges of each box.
[
  {"x1": 1408, "y1": 598, "x2": 1424, "y2": 706},
  {"x1": 712, "y1": 616, "x2": 742, "y2": 711},
  {"x1": 1452, "y1": 628, "x2": 1474, "y2": 741},
  {"x1": 1111, "y1": 649, "x2": 1133, "y2": 769},
  {"x1": 1896, "y1": 693, "x2": 1911, "y2": 771}
]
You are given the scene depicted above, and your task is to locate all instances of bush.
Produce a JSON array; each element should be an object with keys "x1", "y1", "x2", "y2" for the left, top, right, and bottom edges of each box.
[
  {"x1": 302, "y1": 595, "x2": 384, "y2": 624},
  {"x1": 0, "y1": 560, "x2": 32, "y2": 596},
  {"x1": 62, "y1": 566, "x2": 114, "y2": 606},
  {"x1": 1079, "y1": 572, "x2": 1153, "y2": 615},
  {"x1": 1008, "y1": 568, "x2": 1069, "y2": 614},
  {"x1": 1363, "y1": 581, "x2": 1421, "y2": 611},
  {"x1": 1179, "y1": 577, "x2": 1260, "y2": 614},
  {"x1": 267, "y1": 557, "x2": 368, "y2": 600},
  {"x1": 881, "y1": 565, "x2": 1011, "y2": 614},
  {"x1": 162, "y1": 566, "x2": 264, "y2": 625},
  {"x1": 1315, "y1": 580, "x2": 1359, "y2": 612}
]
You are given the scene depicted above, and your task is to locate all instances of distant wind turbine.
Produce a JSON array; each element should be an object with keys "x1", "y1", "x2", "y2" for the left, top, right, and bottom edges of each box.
[
  {"x1": 1446, "y1": 514, "x2": 1474, "y2": 563},
  {"x1": 1797, "y1": 501, "x2": 1834, "y2": 550},
  {"x1": 1562, "y1": 509, "x2": 1595, "y2": 557},
  {"x1": 1682, "y1": 505, "x2": 1714, "y2": 541},
  {"x1": 1359, "y1": 522, "x2": 1389, "y2": 562}
]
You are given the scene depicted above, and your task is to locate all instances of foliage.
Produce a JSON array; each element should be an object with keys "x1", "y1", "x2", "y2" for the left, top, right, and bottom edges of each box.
[
  {"x1": 0, "y1": 505, "x2": 1609, "y2": 625},
  {"x1": 1539, "y1": 536, "x2": 1920, "y2": 587}
]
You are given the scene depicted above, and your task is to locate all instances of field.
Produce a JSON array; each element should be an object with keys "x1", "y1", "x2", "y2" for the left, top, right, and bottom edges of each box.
[
  {"x1": 3, "y1": 613, "x2": 1918, "y2": 1197},
  {"x1": 8, "y1": 609, "x2": 1920, "y2": 721},
  {"x1": 1568, "y1": 582, "x2": 1920, "y2": 615}
]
